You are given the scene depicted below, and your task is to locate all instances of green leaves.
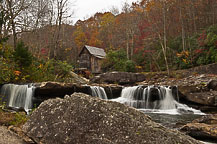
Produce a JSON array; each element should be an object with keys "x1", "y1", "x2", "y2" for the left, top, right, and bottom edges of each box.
[{"x1": 102, "y1": 49, "x2": 135, "y2": 72}]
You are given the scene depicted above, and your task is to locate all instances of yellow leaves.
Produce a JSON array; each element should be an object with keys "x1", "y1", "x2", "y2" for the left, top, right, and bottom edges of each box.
[
  {"x1": 64, "y1": 48, "x2": 72, "y2": 52},
  {"x1": 136, "y1": 65, "x2": 142, "y2": 69},
  {"x1": 176, "y1": 51, "x2": 190, "y2": 64},
  {"x1": 38, "y1": 64, "x2": 43, "y2": 69},
  {"x1": 100, "y1": 13, "x2": 115, "y2": 28},
  {"x1": 176, "y1": 51, "x2": 189, "y2": 58},
  {"x1": 182, "y1": 59, "x2": 187, "y2": 64}
]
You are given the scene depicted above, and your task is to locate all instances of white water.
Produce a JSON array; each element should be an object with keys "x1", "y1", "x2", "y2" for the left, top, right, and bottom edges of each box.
[
  {"x1": 111, "y1": 86, "x2": 205, "y2": 115},
  {"x1": 0, "y1": 84, "x2": 34, "y2": 114},
  {"x1": 90, "y1": 86, "x2": 108, "y2": 100}
]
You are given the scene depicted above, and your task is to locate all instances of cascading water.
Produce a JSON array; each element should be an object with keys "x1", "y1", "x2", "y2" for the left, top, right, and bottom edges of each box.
[
  {"x1": 112, "y1": 85, "x2": 204, "y2": 115},
  {"x1": 90, "y1": 86, "x2": 108, "y2": 100},
  {"x1": 0, "y1": 84, "x2": 35, "y2": 114}
]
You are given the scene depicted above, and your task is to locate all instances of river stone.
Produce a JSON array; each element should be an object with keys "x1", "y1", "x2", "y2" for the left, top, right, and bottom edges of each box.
[
  {"x1": 179, "y1": 85, "x2": 217, "y2": 106},
  {"x1": 90, "y1": 72, "x2": 146, "y2": 85},
  {"x1": 22, "y1": 93, "x2": 201, "y2": 144},
  {"x1": 207, "y1": 80, "x2": 217, "y2": 91},
  {"x1": 181, "y1": 114, "x2": 217, "y2": 140}
]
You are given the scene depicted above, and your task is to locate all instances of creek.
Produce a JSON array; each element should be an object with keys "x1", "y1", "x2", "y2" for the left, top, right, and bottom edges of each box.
[{"x1": 0, "y1": 84, "x2": 214, "y2": 143}]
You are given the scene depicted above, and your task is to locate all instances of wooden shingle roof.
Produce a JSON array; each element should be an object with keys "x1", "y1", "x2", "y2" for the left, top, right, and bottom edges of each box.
[{"x1": 81, "y1": 45, "x2": 106, "y2": 58}]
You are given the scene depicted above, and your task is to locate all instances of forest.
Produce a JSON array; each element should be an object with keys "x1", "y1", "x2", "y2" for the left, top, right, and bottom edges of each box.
[{"x1": 1, "y1": 0, "x2": 217, "y2": 83}]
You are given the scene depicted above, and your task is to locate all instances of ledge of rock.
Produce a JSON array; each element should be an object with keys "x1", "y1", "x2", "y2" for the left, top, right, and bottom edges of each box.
[
  {"x1": 23, "y1": 93, "x2": 200, "y2": 144},
  {"x1": 34, "y1": 82, "x2": 122, "y2": 100},
  {"x1": 179, "y1": 85, "x2": 217, "y2": 106},
  {"x1": 181, "y1": 114, "x2": 217, "y2": 140},
  {"x1": 90, "y1": 72, "x2": 146, "y2": 85}
]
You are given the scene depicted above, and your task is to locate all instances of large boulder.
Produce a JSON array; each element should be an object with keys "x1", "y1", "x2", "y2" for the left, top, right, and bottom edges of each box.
[
  {"x1": 207, "y1": 80, "x2": 217, "y2": 91},
  {"x1": 174, "y1": 75, "x2": 217, "y2": 110},
  {"x1": 181, "y1": 114, "x2": 217, "y2": 140},
  {"x1": 179, "y1": 85, "x2": 217, "y2": 106},
  {"x1": 90, "y1": 72, "x2": 146, "y2": 85},
  {"x1": 23, "y1": 93, "x2": 201, "y2": 144}
]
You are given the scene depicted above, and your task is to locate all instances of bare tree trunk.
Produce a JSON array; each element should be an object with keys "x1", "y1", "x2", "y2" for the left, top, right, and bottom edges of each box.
[
  {"x1": 126, "y1": 31, "x2": 130, "y2": 60},
  {"x1": 162, "y1": 2, "x2": 170, "y2": 76},
  {"x1": 180, "y1": 6, "x2": 185, "y2": 51},
  {"x1": 130, "y1": 30, "x2": 134, "y2": 60},
  {"x1": 190, "y1": 0, "x2": 197, "y2": 34}
]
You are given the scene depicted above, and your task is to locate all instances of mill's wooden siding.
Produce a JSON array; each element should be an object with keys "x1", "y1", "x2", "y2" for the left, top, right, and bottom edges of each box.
[
  {"x1": 78, "y1": 46, "x2": 106, "y2": 73},
  {"x1": 79, "y1": 48, "x2": 91, "y2": 70}
]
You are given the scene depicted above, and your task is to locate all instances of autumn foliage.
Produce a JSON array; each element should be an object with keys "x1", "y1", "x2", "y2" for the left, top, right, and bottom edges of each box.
[{"x1": 1, "y1": 0, "x2": 217, "y2": 75}]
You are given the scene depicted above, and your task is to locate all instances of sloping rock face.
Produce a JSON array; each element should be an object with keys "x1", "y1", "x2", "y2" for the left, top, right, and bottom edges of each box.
[
  {"x1": 189, "y1": 63, "x2": 217, "y2": 75},
  {"x1": 90, "y1": 72, "x2": 146, "y2": 85},
  {"x1": 0, "y1": 126, "x2": 26, "y2": 144},
  {"x1": 23, "y1": 93, "x2": 200, "y2": 144},
  {"x1": 177, "y1": 77, "x2": 217, "y2": 112},
  {"x1": 181, "y1": 114, "x2": 217, "y2": 140}
]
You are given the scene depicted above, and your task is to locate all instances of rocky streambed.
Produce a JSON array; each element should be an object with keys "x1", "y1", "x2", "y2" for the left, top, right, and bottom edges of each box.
[
  {"x1": 23, "y1": 93, "x2": 201, "y2": 144},
  {"x1": 1, "y1": 63, "x2": 217, "y2": 143}
]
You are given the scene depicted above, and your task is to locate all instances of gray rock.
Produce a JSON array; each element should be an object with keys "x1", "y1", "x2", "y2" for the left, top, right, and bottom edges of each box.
[
  {"x1": 0, "y1": 126, "x2": 26, "y2": 144},
  {"x1": 23, "y1": 93, "x2": 201, "y2": 144},
  {"x1": 179, "y1": 85, "x2": 217, "y2": 107},
  {"x1": 90, "y1": 72, "x2": 146, "y2": 85},
  {"x1": 181, "y1": 114, "x2": 217, "y2": 140},
  {"x1": 208, "y1": 80, "x2": 217, "y2": 91}
]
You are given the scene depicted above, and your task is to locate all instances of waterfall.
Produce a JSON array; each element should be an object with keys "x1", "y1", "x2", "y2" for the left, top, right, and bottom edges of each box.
[
  {"x1": 90, "y1": 86, "x2": 108, "y2": 100},
  {"x1": 0, "y1": 84, "x2": 35, "y2": 114},
  {"x1": 111, "y1": 85, "x2": 204, "y2": 115}
]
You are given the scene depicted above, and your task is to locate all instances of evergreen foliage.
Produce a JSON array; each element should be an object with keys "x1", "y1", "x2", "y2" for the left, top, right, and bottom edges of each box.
[
  {"x1": 102, "y1": 49, "x2": 135, "y2": 72},
  {"x1": 13, "y1": 41, "x2": 32, "y2": 67}
]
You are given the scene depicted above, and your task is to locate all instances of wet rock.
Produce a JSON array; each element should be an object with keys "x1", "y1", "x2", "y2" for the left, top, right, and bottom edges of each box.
[
  {"x1": 23, "y1": 93, "x2": 200, "y2": 144},
  {"x1": 102, "y1": 85, "x2": 123, "y2": 99},
  {"x1": 181, "y1": 114, "x2": 217, "y2": 140},
  {"x1": 178, "y1": 84, "x2": 217, "y2": 107},
  {"x1": 177, "y1": 108, "x2": 194, "y2": 114},
  {"x1": 192, "y1": 114, "x2": 217, "y2": 124},
  {"x1": 207, "y1": 80, "x2": 217, "y2": 91},
  {"x1": 34, "y1": 82, "x2": 123, "y2": 101},
  {"x1": 34, "y1": 82, "x2": 90, "y2": 106},
  {"x1": 90, "y1": 72, "x2": 146, "y2": 85}
]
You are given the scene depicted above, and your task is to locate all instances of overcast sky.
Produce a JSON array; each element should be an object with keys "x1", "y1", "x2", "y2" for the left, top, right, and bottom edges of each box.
[{"x1": 72, "y1": 0, "x2": 138, "y2": 23}]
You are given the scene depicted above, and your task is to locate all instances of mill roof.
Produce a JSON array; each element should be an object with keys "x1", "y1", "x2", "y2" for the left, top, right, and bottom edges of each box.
[{"x1": 80, "y1": 45, "x2": 106, "y2": 58}]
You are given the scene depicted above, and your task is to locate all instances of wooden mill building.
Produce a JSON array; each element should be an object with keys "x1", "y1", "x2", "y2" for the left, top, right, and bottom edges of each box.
[{"x1": 78, "y1": 45, "x2": 106, "y2": 73}]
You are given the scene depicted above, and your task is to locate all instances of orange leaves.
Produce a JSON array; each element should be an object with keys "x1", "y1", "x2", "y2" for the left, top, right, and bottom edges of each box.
[
  {"x1": 88, "y1": 31, "x2": 103, "y2": 47},
  {"x1": 145, "y1": 1, "x2": 155, "y2": 12},
  {"x1": 14, "y1": 71, "x2": 21, "y2": 76},
  {"x1": 176, "y1": 51, "x2": 189, "y2": 58}
]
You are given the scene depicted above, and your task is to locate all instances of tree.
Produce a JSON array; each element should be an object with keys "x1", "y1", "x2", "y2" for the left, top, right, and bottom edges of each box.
[
  {"x1": 52, "y1": 0, "x2": 74, "y2": 58},
  {"x1": 1, "y1": 0, "x2": 32, "y2": 48},
  {"x1": 13, "y1": 41, "x2": 32, "y2": 67}
]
